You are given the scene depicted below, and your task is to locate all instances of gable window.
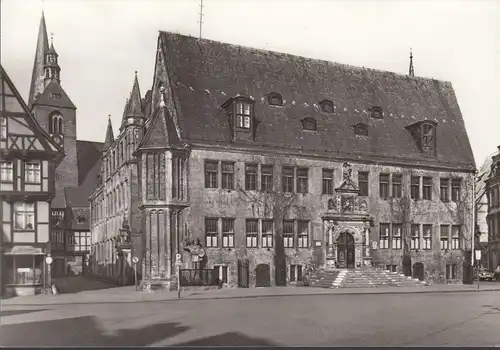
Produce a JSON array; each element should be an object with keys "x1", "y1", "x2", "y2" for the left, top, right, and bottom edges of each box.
[
  {"x1": 236, "y1": 101, "x2": 251, "y2": 129},
  {"x1": 379, "y1": 223, "x2": 390, "y2": 249},
  {"x1": 25, "y1": 162, "x2": 41, "y2": 184},
  {"x1": 302, "y1": 118, "x2": 317, "y2": 131},
  {"x1": 379, "y1": 173, "x2": 390, "y2": 199},
  {"x1": 319, "y1": 100, "x2": 334, "y2": 113},
  {"x1": 358, "y1": 172, "x2": 369, "y2": 196},
  {"x1": 297, "y1": 220, "x2": 309, "y2": 248},
  {"x1": 261, "y1": 165, "x2": 273, "y2": 192},
  {"x1": 353, "y1": 123, "x2": 369, "y2": 136},
  {"x1": 268, "y1": 93, "x2": 283, "y2": 106},
  {"x1": 451, "y1": 178, "x2": 461, "y2": 202},
  {"x1": 440, "y1": 225, "x2": 450, "y2": 250},
  {"x1": 322, "y1": 169, "x2": 334, "y2": 195},
  {"x1": 392, "y1": 174, "x2": 402, "y2": 198},
  {"x1": 49, "y1": 113, "x2": 63, "y2": 135},
  {"x1": 451, "y1": 225, "x2": 461, "y2": 250},
  {"x1": 423, "y1": 177, "x2": 432, "y2": 200},
  {"x1": 14, "y1": 202, "x2": 35, "y2": 230},
  {"x1": 222, "y1": 218, "x2": 235, "y2": 248},
  {"x1": 282, "y1": 166, "x2": 294, "y2": 193},
  {"x1": 246, "y1": 219, "x2": 258, "y2": 248},
  {"x1": 423, "y1": 224, "x2": 432, "y2": 250},
  {"x1": 0, "y1": 161, "x2": 13, "y2": 182},
  {"x1": 283, "y1": 220, "x2": 294, "y2": 248},
  {"x1": 204, "y1": 160, "x2": 218, "y2": 189},
  {"x1": 411, "y1": 224, "x2": 420, "y2": 250},
  {"x1": 221, "y1": 162, "x2": 234, "y2": 190},
  {"x1": 0, "y1": 117, "x2": 6, "y2": 139},
  {"x1": 296, "y1": 167, "x2": 308, "y2": 194},
  {"x1": 262, "y1": 220, "x2": 273, "y2": 248},
  {"x1": 421, "y1": 123, "x2": 435, "y2": 151},
  {"x1": 205, "y1": 217, "x2": 218, "y2": 247},
  {"x1": 245, "y1": 164, "x2": 257, "y2": 191},
  {"x1": 411, "y1": 176, "x2": 420, "y2": 200},
  {"x1": 370, "y1": 106, "x2": 383, "y2": 119},
  {"x1": 440, "y1": 178, "x2": 450, "y2": 202},
  {"x1": 392, "y1": 224, "x2": 402, "y2": 249}
]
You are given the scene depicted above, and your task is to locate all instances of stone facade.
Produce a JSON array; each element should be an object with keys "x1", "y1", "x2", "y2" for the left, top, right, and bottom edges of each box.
[{"x1": 486, "y1": 146, "x2": 500, "y2": 269}]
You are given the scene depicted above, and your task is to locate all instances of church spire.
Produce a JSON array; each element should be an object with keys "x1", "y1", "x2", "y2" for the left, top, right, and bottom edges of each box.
[
  {"x1": 409, "y1": 48, "x2": 415, "y2": 77},
  {"x1": 28, "y1": 11, "x2": 49, "y2": 109},
  {"x1": 44, "y1": 32, "x2": 61, "y2": 85},
  {"x1": 103, "y1": 116, "x2": 115, "y2": 151},
  {"x1": 121, "y1": 71, "x2": 144, "y2": 130}
]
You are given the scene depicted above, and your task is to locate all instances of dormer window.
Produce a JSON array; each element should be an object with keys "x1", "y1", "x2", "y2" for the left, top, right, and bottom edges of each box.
[
  {"x1": 236, "y1": 101, "x2": 252, "y2": 129},
  {"x1": 268, "y1": 93, "x2": 283, "y2": 106},
  {"x1": 405, "y1": 120, "x2": 437, "y2": 155},
  {"x1": 370, "y1": 106, "x2": 383, "y2": 119},
  {"x1": 50, "y1": 93, "x2": 61, "y2": 99},
  {"x1": 353, "y1": 123, "x2": 369, "y2": 136},
  {"x1": 301, "y1": 117, "x2": 317, "y2": 131},
  {"x1": 319, "y1": 100, "x2": 335, "y2": 113}
]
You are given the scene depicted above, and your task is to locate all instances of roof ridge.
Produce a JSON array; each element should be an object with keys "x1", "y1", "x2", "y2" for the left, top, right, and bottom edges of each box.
[{"x1": 159, "y1": 31, "x2": 452, "y2": 85}]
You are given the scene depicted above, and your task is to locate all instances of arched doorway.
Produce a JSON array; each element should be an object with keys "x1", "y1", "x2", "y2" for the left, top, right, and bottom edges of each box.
[
  {"x1": 255, "y1": 264, "x2": 271, "y2": 287},
  {"x1": 337, "y1": 232, "x2": 355, "y2": 269},
  {"x1": 413, "y1": 262, "x2": 424, "y2": 281}
]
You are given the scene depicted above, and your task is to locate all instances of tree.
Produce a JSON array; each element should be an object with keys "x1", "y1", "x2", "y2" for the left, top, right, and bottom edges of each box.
[{"x1": 236, "y1": 158, "x2": 298, "y2": 286}]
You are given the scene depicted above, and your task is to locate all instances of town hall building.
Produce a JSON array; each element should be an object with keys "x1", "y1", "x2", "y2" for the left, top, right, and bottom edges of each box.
[{"x1": 89, "y1": 32, "x2": 476, "y2": 289}]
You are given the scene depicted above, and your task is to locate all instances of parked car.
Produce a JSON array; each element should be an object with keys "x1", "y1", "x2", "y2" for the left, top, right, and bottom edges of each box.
[{"x1": 475, "y1": 268, "x2": 495, "y2": 281}]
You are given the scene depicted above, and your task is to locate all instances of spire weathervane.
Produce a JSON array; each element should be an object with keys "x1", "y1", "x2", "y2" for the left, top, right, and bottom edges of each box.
[
  {"x1": 198, "y1": 0, "x2": 204, "y2": 39},
  {"x1": 409, "y1": 48, "x2": 414, "y2": 77}
]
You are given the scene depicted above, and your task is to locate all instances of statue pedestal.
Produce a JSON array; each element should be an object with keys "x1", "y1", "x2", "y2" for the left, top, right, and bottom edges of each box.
[{"x1": 363, "y1": 257, "x2": 372, "y2": 267}]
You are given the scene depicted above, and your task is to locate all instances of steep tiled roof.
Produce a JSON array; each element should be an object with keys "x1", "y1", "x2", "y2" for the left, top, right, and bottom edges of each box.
[
  {"x1": 103, "y1": 118, "x2": 114, "y2": 151},
  {"x1": 76, "y1": 140, "x2": 103, "y2": 186},
  {"x1": 159, "y1": 32, "x2": 476, "y2": 171},
  {"x1": 33, "y1": 80, "x2": 76, "y2": 110}
]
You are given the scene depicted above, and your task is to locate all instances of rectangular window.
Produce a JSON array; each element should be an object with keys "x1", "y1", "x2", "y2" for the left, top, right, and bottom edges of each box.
[
  {"x1": 283, "y1": 220, "x2": 294, "y2": 248},
  {"x1": 379, "y1": 173, "x2": 390, "y2": 198},
  {"x1": 282, "y1": 167, "x2": 294, "y2": 193},
  {"x1": 214, "y1": 265, "x2": 229, "y2": 284},
  {"x1": 0, "y1": 161, "x2": 13, "y2": 182},
  {"x1": 296, "y1": 168, "x2": 308, "y2": 194},
  {"x1": 236, "y1": 101, "x2": 251, "y2": 129},
  {"x1": 423, "y1": 224, "x2": 433, "y2": 250},
  {"x1": 379, "y1": 223, "x2": 390, "y2": 249},
  {"x1": 392, "y1": 224, "x2": 402, "y2": 249},
  {"x1": 440, "y1": 178, "x2": 450, "y2": 202},
  {"x1": 204, "y1": 160, "x2": 218, "y2": 189},
  {"x1": 14, "y1": 202, "x2": 35, "y2": 230},
  {"x1": 297, "y1": 220, "x2": 309, "y2": 248},
  {"x1": 221, "y1": 162, "x2": 234, "y2": 190},
  {"x1": 205, "y1": 218, "x2": 218, "y2": 247},
  {"x1": 261, "y1": 165, "x2": 273, "y2": 192},
  {"x1": 411, "y1": 176, "x2": 420, "y2": 200},
  {"x1": 440, "y1": 225, "x2": 450, "y2": 250},
  {"x1": 0, "y1": 117, "x2": 7, "y2": 139},
  {"x1": 411, "y1": 224, "x2": 420, "y2": 250},
  {"x1": 446, "y1": 264, "x2": 457, "y2": 280},
  {"x1": 451, "y1": 178, "x2": 461, "y2": 202},
  {"x1": 358, "y1": 172, "x2": 369, "y2": 196},
  {"x1": 146, "y1": 153, "x2": 166, "y2": 200},
  {"x1": 222, "y1": 218, "x2": 235, "y2": 248},
  {"x1": 246, "y1": 219, "x2": 258, "y2": 248},
  {"x1": 322, "y1": 169, "x2": 334, "y2": 195},
  {"x1": 423, "y1": 177, "x2": 432, "y2": 200},
  {"x1": 392, "y1": 174, "x2": 402, "y2": 198},
  {"x1": 25, "y1": 162, "x2": 41, "y2": 183},
  {"x1": 245, "y1": 164, "x2": 257, "y2": 191},
  {"x1": 451, "y1": 225, "x2": 461, "y2": 250},
  {"x1": 262, "y1": 220, "x2": 273, "y2": 248},
  {"x1": 290, "y1": 264, "x2": 303, "y2": 282}
]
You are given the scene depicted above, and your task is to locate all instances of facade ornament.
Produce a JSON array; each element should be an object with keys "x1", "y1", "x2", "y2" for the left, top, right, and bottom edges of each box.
[{"x1": 342, "y1": 162, "x2": 353, "y2": 182}]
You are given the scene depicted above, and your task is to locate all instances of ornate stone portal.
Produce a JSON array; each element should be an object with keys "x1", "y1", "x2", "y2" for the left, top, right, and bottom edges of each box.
[{"x1": 322, "y1": 162, "x2": 373, "y2": 269}]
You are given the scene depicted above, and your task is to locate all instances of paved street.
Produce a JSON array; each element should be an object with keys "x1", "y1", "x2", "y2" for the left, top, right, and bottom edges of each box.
[{"x1": 1, "y1": 289, "x2": 499, "y2": 346}]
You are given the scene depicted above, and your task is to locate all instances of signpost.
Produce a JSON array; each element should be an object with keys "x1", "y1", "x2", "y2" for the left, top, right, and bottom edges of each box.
[
  {"x1": 44, "y1": 255, "x2": 53, "y2": 294},
  {"x1": 176, "y1": 253, "x2": 182, "y2": 299},
  {"x1": 132, "y1": 257, "x2": 139, "y2": 291},
  {"x1": 475, "y1": 249, "x2": 481, "y2": 291}
]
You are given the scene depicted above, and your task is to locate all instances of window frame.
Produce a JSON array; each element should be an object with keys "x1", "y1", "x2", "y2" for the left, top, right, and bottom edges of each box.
[
  {"x1": 0, "y1": 161, "x2": 14, "y2": 183},
  {"x1": 235, "y1": 101, "x2": 252, "y2": 129},
  {"x1": 297, "y1": 220, "x2": 309, "y2": 248},
  {"x1": 411, "y1": 224, "x2": 420, "y2": 250},
  {"x1": 379, "y1": 223, "x2": 390, "y2": 249},
  {"x1": 262, "y1": 220, "x2": 274, "y2": 248},
  {"x1": 221, "y1": 162, "x2": 234, "y2": 190},
  {"x1": 322, "y1": 169, "x2": 334, "y2": 195},
  {"x1": 24, "y1": 161, "x2": 41, "y2": 184},
  {"x1": 283, "y1": 220, "x2": 295, "y2": 248},
  {"x1": 282, "y1": 166, "x2": 294, "y2": 193},
  {"x1": 205, "y1": 217, "x2": 219, "y2": 248},
  {"x1": 423, "y1": 224, "x2": 433, "y2": 250},
  {"x1": 296, "y1": 167, "x2": 308, "y2": 194},
  {"x1": 392, "y1": 223, "x2": 402, "y2": 249},
  {"x1": 261, "y1": 165, "x2": 273, "y2": 192},
  {"x1": 392, "y1": 174, "x2": 402, "y2": 198},
  {"x1": 411, "y1": 176, "x2": 420, "y2": 200},
  {"x1": 440, "y1": 225, "x2": 450, "y2": 250},
  {"x1": 440, "y1": 178, "x2": 450, "y2": 202},
  {"x1": 14, "y1": 202, "x2": 35, "y2": 231},
  {"x1": 245, "y1": 219, "x2": 258, "y2": 248},
  {"x1": 358, "y1": 172, "x2": 369, "y2": 197},
  {"x1": 451, "y1": 178, "x2": 461, "y2": 202},
  {"x1": 422, "y1": 177, "x2": 432, "y2": 200},
  {"x1": 451, "y1": 225, "x2": 461, "y2": 250},
  {"x1": 379, "y1": 173, "x2": 390, "y2": 199},
  {"x1": 221, "y1": 218, "x2": 235, "y2": 248},
  {"x1": 245, "y1": 163, "x2": 257, "y2": 191},
  {"x1": 204, "y1": 160, "x2": 219, "y2": 189}
]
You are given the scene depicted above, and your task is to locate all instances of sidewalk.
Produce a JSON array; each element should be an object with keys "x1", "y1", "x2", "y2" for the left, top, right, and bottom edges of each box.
[{"x1": 2, "y1": 282, "x2": 499, "y2": 307}]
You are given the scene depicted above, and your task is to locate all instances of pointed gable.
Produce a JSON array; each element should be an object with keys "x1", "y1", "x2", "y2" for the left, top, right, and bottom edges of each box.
[
  {"x1": 136, "y1": 106, "x2": 182, "y2": 152},
  {"x1": 33, "y1": 80, "x2": 76, "y2": 109},
  {"x1": 1, "y1": 64, "x2": 65, "y2": 156}
]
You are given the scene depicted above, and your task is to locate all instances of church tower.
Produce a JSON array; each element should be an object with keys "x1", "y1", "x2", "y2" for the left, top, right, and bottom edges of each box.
[{"x1": 29, "y1": 12, "x2": 79, "y2": 189}]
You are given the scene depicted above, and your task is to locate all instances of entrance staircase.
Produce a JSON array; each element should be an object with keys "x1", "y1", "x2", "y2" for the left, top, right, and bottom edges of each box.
[{"x1": 308, "y1": 267, "x2": 427, "y2": 289}]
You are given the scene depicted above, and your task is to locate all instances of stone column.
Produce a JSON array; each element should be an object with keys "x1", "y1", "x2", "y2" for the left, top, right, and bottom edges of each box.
[
  {"x1": 165, "y1": 207, "x2": 172, "y2": 279},
  {"x1": 158, "y1": 211, "x2": 166, "y2": 278}
]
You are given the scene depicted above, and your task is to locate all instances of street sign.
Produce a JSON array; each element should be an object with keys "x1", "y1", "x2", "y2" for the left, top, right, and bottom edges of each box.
[
  {"x1": 176, "y1": 253, "x2": 182, "y2": 263},
  {"x1": 132, "y1": 256, "x2": 139, "y2": 264},
  {"x1": 45, "y1": 256, "x2": 53, "y2": 265},
  {"x1": 475, "y1": 250, "x2": 481, "y2": 261}
]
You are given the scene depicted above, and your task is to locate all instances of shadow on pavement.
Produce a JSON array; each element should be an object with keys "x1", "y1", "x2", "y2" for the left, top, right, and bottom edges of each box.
[
  {"x1": 0, "y1": 315, "x2": 189, "y2": 347},
  {"x1": 0, "y1": 309, "x2": 50, "y2": 317},
  {"x1": 53, "y1": 276, "x2": 118, "y2": 294},
  {"x1": 174, "y1": 331, "x2": 278, "y2": 346}
]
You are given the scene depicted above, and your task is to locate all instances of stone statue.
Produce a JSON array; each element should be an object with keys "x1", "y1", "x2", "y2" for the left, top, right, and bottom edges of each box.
[{"x1": 342, "y1": 162, "x2": 353, "y2": 182}]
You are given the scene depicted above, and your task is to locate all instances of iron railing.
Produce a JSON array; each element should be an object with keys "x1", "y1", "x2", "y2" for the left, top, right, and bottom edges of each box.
[{"x1": 179, "y1": 269, "x2": 218, "y2": 287}]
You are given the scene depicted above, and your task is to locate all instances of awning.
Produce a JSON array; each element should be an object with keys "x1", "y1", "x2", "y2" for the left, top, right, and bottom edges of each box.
[{"x1": 3, "y1": 246, "x2": 46, "y2": 255}]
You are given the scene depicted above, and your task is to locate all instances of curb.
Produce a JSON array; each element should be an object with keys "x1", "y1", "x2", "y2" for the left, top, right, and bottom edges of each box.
[{"x1": 2, "y1": 288, "x2": 500, "y2": 307}]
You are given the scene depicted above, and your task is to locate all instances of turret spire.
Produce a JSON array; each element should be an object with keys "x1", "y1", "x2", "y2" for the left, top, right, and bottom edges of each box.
[
  {"x1": 409, "y1": 48, "x2": 414, "y2": 77},
  {"x1": 44, "y1": 32, "x2": 61, "y2": 85},
  {"x1": 103, "y1": 115, "x2": 115, "y2": 151},
  {"x1": 120, "y1": 71, "x2": 144, "y2": 130},
  {"x1": 28, "y1": 12, "x2": 49, "y2": 109}
]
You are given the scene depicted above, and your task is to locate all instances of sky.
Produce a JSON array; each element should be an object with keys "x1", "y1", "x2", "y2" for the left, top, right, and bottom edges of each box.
[{"x1": 1, "y1": 0, "x2": 499, "y2": 167}]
